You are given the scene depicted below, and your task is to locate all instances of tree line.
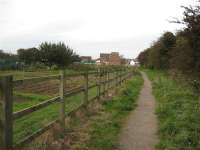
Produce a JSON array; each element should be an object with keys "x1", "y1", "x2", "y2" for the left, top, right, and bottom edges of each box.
[
  {"x1": 137, "y1": 1, "x2": 200, "y2": 82},
  {"x1": 0, "y1": 42, "x2": 81, "y2": 70}
]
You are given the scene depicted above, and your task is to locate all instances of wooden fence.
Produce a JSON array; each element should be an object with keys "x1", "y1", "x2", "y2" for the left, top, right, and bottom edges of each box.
[{"x1": 0, "y1": 68, "x2": 133, "y2": 150}]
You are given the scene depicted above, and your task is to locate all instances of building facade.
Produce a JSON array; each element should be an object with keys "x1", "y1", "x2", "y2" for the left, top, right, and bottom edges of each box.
[
  {"x1": 80, "y1": 56, "x2": 92, "y2": 63},
  {"x1": 100, "y1": 52, "x2": 122, "y2": 65}
]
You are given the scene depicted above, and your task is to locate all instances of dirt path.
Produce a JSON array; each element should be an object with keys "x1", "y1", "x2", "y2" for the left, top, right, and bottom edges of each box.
[{"x1": 119, "y1": 72, "x2": 158, "y2": 150}]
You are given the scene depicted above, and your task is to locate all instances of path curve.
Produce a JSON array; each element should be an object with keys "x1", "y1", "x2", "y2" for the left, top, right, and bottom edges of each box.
[{"x1": 119, "y1": 72, "x2": 158, "y2": 150}]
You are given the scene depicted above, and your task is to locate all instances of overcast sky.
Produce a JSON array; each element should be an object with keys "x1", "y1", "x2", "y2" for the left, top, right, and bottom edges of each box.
[{"x1": 0, "y1": 0, "x2": 196, "y2": 59}]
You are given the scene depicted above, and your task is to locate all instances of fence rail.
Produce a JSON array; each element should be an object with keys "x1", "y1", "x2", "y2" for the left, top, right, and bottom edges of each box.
[{"x1": 0, "y1": 68, "x2": 134, "y2": 150}]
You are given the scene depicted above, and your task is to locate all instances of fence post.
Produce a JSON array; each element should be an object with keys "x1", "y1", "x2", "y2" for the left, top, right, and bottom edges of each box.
[
  {"x1": 84, "y1": 71, "x2": 89, "y2": 106},
  {"x1": 59, "y1": 70, "x2": 65, "y2": 132},
  {"x1": 105, "y1": 70, "x2": 109, "y2": 97},
  {"x1": 97, "y1": 69, "x2": 101, "y2": 101},
  {"x1": 0, "y1": 76, "x2": 13, "y2": 150},
  {"x1": 103, "y1": 70, "x2": 106, "y2": 96},
  {"x1": 120, "y1": 69, "x2": 122, "y2": 85},
  {"x1": 115, "y1": 70, "x2": 118, "y2": 87},
  {"x1": 107, "y1": 71, "x2": 110, "y2": 90},
  {"x1": 122, "y1": 69, "x2": 125, "y2": 82}
]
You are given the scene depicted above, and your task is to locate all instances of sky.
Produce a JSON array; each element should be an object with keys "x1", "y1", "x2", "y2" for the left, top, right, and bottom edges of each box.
[{"x1": 0, "y1": 0, "x2": 196, "y2": 59}]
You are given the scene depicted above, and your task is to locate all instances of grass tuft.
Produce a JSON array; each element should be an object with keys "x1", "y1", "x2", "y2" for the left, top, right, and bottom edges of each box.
[
  {"x1": 145, "y1": 69, "x2": 200, "y2": 150},
  {"x1": 87, "y1": 74, "x2": 143, "y2": 150}
]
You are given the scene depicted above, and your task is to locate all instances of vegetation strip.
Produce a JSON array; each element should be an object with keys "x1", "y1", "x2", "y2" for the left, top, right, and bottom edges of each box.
[
  {"x1": 145, "y1": 69, "x2": 200, "y2": 150},
  {"x1": 79, "y1": 74, "x2": 143, "y2": 150},
  {"x1": 11, "y1": 70, "x2": 132, "y2": 146}
]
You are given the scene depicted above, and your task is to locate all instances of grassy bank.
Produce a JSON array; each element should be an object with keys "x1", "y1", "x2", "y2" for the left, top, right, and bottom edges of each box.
[
  {"x1": 144, "y1": 69, "x2": 200, "y2": 150},
  {"x1": 85, "y1": 73, "x2": 143, "y2": 150}
]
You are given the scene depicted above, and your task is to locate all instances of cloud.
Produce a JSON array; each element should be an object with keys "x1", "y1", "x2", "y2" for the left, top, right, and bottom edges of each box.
[
  {"x1": 0, "y1": 0, "x2": 8, "y2": 5},
  {"x1": 0, "y1": 19, "x2": 84, "y2": 51},
  {"x1": 0, "y1": 0, "x2": 195, "y2": 58}
]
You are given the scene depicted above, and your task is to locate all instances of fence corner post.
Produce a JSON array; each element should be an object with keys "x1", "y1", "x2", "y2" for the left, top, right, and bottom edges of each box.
[
  {"x1": 59, "y1": 70, "x2": 65, "y2": 132},
  {"x1": 0, "y1": 75, "x2": 13, "y2": 150}
]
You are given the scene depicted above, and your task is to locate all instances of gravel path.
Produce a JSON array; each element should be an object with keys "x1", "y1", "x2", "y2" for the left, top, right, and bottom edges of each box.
[{"x1": 119, "y1": 72, "x2": 158, "y2": 150}]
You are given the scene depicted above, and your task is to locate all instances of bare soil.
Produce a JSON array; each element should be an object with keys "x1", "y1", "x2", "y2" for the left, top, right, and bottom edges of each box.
[{"x1": 119, "y1": 72, "x2": 158, "y2": 150}]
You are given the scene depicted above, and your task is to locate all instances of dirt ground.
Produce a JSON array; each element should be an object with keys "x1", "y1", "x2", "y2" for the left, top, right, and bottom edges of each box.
[{"x1": 119, "y1": 72, "x2": 158, "y2": 150}]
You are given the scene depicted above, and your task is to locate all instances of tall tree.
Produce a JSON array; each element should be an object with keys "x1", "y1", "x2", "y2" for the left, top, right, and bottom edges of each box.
[
  {"x1": 17, "y1": 48, "x2": 40, "y2": 64},
  {"x1": 39, "y1": 42, "x2": 80, "y2": 68}
]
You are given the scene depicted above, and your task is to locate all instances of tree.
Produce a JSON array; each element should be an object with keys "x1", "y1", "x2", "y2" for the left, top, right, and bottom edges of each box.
[
  {"x1": 17, "y1": 48, "x2": 40, "y2": 64},
  {"x1": 39, "y1": 42, "x2": 80, "y2": 68},
  {"x1": 170, "y1": 36, "x2": 194, "y2": 74},
  {"x1": 138, "y1": 1, "x2": 200, "y2": 82},
  {"x1": 160, "y1": 32, "x2": 176, "y2": 69},
  {"x1": 137, "y1": 32, "x2": 175, "y2": 69},
  {"x1": 137, "y1": 49, "x2": 149, "y2": 66},
  {"x1": 0, "y1": 50, "x2": 18, "y2": 69},
  {"x1": 172, "y1": 1, "x2": 200, "y2": 77}
]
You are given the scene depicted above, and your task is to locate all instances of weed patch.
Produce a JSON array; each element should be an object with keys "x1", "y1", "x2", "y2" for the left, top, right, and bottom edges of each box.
[
  {"x1": 145, "y1": 69, "x2": 200, "y2": 150},
  {"x1": 87, "y1": 74, "x2": 143, "y2": 150}
]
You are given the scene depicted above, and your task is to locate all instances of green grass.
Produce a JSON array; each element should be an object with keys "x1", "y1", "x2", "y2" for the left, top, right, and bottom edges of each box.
[
  {"x1": 11, "y1": 71, "x2": 133, "y2": 146},
  {"x1": 14, "y1": 92, "x2": 52, "y2": 112},
  {"x1": 87, "y1": 74, "x2": 143, "y2": 150},
  {"x1": 144, "y1": 69, "x2": 200, "y2": 150},
  {"x1": 13, "y1": 87, "x2": 97, "y2": 145}
]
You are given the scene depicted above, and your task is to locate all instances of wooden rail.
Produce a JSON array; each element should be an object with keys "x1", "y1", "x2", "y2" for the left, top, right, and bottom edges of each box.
[{"x1": 0, "y1": 68, "x2": 134, "y2": 150}]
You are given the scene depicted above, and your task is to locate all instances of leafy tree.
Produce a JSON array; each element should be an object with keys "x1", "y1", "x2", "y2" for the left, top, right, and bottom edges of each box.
[
  {"x1": 17, "y1": 48, "x2": 40, "y2": 64},
  {"x1": 137, "y1": 49, "x2": 149, "y2": 66},
  {"x1": 160, "y1": 32, "x2": 176, "y2": 69},
  {"x1": 138, "y1": 32, "x2": 175, "y2": 69},
  {"x1": 172, "y1": 1, "x2": 200, "y2": 77},
  {"x1": 170, "y1": 35, "x2": 194, "y2": 74},
  {"x1": 39, "y1": 42, "x2": 80, "y2": 68},
  {"x1": 182, "y1": 2, "x2": 200, "y2": 77},
  {"x1": 0, "y1": 50, "x2": 18, "y2": 69}
]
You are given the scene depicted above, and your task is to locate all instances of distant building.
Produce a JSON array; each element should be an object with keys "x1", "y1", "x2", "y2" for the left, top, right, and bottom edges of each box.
[
  {"x1": 100, "y1": 53, "x2": 110, "y2": 64},
  {"x1": 99, "y1": 52, "x2": 121, "y2": 65},
  {"x1": 80, "y1": 56, "x2": 92, "y2": 63},
  {"x1": 109, "y1": 52, "x2": 121, "y2": 65}
]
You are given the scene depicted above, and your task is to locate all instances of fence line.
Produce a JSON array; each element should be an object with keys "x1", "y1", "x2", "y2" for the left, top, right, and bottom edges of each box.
[{"x1": 0, "y1": 68, "x2": 134, "y2": 150}]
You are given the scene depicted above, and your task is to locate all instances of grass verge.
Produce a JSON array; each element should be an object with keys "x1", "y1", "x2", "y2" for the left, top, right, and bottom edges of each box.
[
  {"x1": 144, "y1": 69, "x2": 200, "y2": 150},
  {"x1": 86, "y1": 73, "x2": 143, "y2": 150}
]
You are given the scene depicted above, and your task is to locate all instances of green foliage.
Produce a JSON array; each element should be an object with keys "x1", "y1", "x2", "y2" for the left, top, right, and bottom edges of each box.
[
  {"x1": 138, "y1": 1, "x2": 200, "y2": 82},
  {"x1": 88, "y1": 74, "x2": 143, "y2": 150},
  {"x1": 68, "y1": 63, "x2": 97, "y2": 72},
  {"x1": 145, "y1": 69, "x2": 200, "y2": 150},
  {"x1": 170, "y1": 35, "x2": 194, "y2": 74},
  {"x1": 13, "y1": 87, "x2": 98, "y2": 144},
  {"x1": 0, "y1": 50, "x2": 18, "y2": 70},
  {"x1": 138, "y1": 31, "x2": 175, "y2": 70},
  {"x1": 17, "y1": 48, "x2": 40, "y2": 65},
  {"x1": 16, "y1": 42, "x2": 81, "y2": 69},
  {"x1": 39, "y1": 42, "x2": 80, "y2": 68},
  {"x1": 14, "y1": 92, "x2": 51, "y2": 112}
]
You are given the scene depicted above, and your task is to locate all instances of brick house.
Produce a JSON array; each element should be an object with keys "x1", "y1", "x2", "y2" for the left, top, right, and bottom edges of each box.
[
  {"x1": 100, "y1": 53, "x2": 110, "y2": 64},
  {"x1": 100, "y1": 52, "x2": 122, "y2": 65},
  {"x1": 109, "y1": 52, "x2": 121, "y2": 65},
  {"x1": 80, "y1": 56, "x2": 92, "y2": 63}
]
